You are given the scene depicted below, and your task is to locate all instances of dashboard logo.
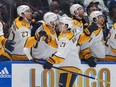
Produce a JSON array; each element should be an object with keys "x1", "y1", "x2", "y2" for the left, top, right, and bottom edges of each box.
[{"x1": 0, "y1": 67, "x2": 11, "y2": 78}]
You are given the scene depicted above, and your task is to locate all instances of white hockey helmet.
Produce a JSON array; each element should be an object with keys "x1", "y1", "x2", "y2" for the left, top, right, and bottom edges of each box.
[
  {"x1": 70, "y1": 4, "x2": 82, "y2": 15},
  {"x1": 90, "y1": 11, "x2": 103, "y2": 22},
  {"x1": 59, "y1": 17, "x2": 73, "y2": 29},
  {"x1": 17, "y1": 5, "x2": 30, "y2": 16},
  {"x1": 43, "y1": 12, "x2": 58, "y2": 25}
]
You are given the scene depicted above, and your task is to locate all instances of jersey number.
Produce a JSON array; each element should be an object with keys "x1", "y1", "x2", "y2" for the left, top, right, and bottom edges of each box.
[
  {"x1": 21, "y1": 31, "x2": 29, "y2": 37},
  {"x1": 60, "y1": 42, "x2": 66, "y2": 47}
]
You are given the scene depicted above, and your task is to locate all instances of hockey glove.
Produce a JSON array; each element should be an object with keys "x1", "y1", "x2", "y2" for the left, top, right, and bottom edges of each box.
[
  {"x1": 84, "y1": 22, "x2": 98, "y2": 36},
  {"x1": 43, "y1": 61, "x2": 53, "y2": 69},
  {"x1": 35, "y1": 30, "x2": 47, "y2": 41},
  {"x1": 5, "y1": 40, "x2": 15, "y2": 52},
  {"x1": 86, "y1": 56, "x2": 96, "y2": 67},
  {"x1": 43, "y1": 57, "x2": 55, "y2": 69}
]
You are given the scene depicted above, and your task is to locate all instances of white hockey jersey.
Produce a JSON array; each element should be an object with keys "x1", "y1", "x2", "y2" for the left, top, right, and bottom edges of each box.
[
  {"x1": 106, "y1": 23, "x2": 116, "y2": 56},
  {"x1": 31, "y1": 23, "x2": 58, "y2": 59},
  {"x1": 8, "y1": 17, "x2": 31, "y2": 56},
  {"x1": 50, "y1": 31, "x2": 81, "y2": 69},
  {"x1": 81, "y1": 27, "x2": 105, "y2": 58}
]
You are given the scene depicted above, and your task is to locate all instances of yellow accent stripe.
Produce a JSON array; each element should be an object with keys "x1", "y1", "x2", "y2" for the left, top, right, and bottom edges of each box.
[
  {"x1": 58, "y1": 67, "x2": 81, "y2": 74},
  {"x1": 77, "y1": 33, "x2": 90, "y2": 45},
  {"x1": 81, "y1": 48, "x2": 93, "y2": 59},
  {"x1": 12, "y1": 54, "x2": 28, "y2": 60},
  {"x1": 47, "y1": 36, "x2": 58, "y2": 48},
  {"x1": 2, "y1": 51, "x2": 12, "y2": 60},
  {"x1": 94, "y1": 28, "x2": 101, "y2": 36},
  {"x1": 0, "y1": 47, "x2": 4, "y2": 55},
  {"x1": 110, "y1": 46, "x2": 116, "y2": 54},
  {"x1": 105, "y1": 55, "x2": 116, "y2": 61},
  {"x1": 52, "y1": 55, "x2": 64, "y2": 64},
  {"x1": 66, "y1": 73, "x2": 72, "y2": 87},
  {"x1": 47, "y1": 58, "x2": 55, "y2": 64}
]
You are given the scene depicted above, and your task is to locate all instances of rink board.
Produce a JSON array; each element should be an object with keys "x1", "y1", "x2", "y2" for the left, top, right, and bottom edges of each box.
[{"x1": 0, "y1": 61, "x2": 116, "y2": 87}]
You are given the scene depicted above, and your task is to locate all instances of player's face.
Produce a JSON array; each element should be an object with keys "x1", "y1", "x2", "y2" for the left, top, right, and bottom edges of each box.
[
  {"x1": 24, "y1": 9, "x2": 32, "y2": 21},
  {"x1": 77, "y1": 7, "x2": 85, "y2": 18},
  {"x1": 49, "y1": 18, "x2": 59, "y2": 28},
  {"x1": 58, "y1": 22, "x2": 67, "y2": 32},
  {"x1": 97, "y1": 15, "x2": 105, "y2": 26}
]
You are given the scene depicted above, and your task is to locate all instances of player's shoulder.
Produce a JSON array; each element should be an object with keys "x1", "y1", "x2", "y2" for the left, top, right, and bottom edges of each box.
[
  {"x1": 59, "y1": 32, "x2": 74, "y2": 40},
  {"x1": 15, "y1": 17, "x2": 30, "y2": 29},
  {"x1": 72, "y1": 19, "x2": 82, "y2": 27}
]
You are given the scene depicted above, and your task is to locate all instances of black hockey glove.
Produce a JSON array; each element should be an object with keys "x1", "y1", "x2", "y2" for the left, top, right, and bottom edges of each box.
[
  {"x1": 43, "y1": 61, "x2": 53, "y2": 69},
  {"x1": 84, "y1": 22, "x2": 98, "y2": 36},
  {"x1": 5, "y1": 40, "x2": 15, "y2": 52},
  {"x1": 86, "y1": 56, "x2": 96, "y2": 67}
]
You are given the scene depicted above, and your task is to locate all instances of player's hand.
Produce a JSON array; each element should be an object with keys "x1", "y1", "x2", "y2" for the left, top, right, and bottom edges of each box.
[
  {"x1": 86, "y1": 56, "x2": 96, "y2": 67},
  {"x1": 43, "y1": 61, "x2": 53, "y2": 69},
  {"x1": 35, "y1": 30, "x2": 47, "y2": 41},
  {"x1": 5, "y1": 40, "x2": 15, "y2": 52}
]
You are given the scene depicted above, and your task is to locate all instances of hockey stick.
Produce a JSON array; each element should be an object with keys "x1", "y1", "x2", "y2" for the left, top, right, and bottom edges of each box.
[
  {"x1": 33, "y1": 59, "x2": 110, "y2": 84},
  {"x1": 23, "y1": 48, "x2": 110, "y2": 84}
]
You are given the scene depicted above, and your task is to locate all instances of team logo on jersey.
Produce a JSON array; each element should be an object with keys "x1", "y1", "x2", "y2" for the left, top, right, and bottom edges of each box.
[
  {"x1": 0, "y1": 67, "x2": 11, "y2": 78},
  {"x1": 22, "y1": 23, "x2": 26, "y2": 26}
]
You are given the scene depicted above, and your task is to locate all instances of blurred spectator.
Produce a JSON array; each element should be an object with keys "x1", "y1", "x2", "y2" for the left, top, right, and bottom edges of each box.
[
  {"x1": 55, "y1": 0, "x2": 72, "y2": 17},
  {"x1": 108, "y1": 0, "x2": 116, "y2": 22},
  {"x1": 50, "y1": 1, "x2": 62, "y2": 16},
  {"x1": 26, "y1": 0, "x2": 50, "y2": 13},
  {"x1": 0, "y1": 0, "x2": 11, "y2": 37},
  {"x1": 31, "y1": 11, "x2": 44, "y2": 36}
]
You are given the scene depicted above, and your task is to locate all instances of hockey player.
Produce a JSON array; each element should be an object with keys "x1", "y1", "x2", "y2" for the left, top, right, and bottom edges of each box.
[
  {"x1": 43, "y1": 17, "x2": 81, "y2": 87},
  {"x1": 70, "y1": 4, "x2": 88, "y2": 33},
  {"x1": 0, "y1": 20, "x2": 15, "y2": 61},
  {"x1": 31, "y1": 12, "x2": 58, "y2": 60},
  {"x1": 8, "y1": 5, "x2": 42, "y2": 60},
  {"x1": 78, "y1": 11, "x2": 105, "y2": 65},
  {"x1": 24, "y1": 12, "x2": 59, "y2": 61},
  {"x1": 105, "y1": 0, "x2": 116, "y2": 61},
  {"x1": 69, "y1": 4, "x2": 96, "y2": 67}
]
